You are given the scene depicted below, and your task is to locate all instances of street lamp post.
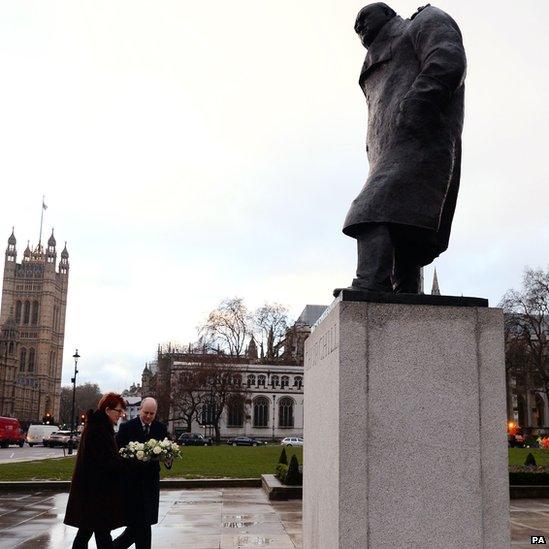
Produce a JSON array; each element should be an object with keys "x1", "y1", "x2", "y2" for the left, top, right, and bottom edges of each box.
[{"x1": 68, "y1": 349, "x2": 80, "y2": 455}]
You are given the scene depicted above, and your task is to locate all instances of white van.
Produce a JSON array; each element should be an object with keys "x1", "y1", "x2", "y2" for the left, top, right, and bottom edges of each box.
[{"x1": 26, "y1": 424, "x2": 59, "y2": 447}]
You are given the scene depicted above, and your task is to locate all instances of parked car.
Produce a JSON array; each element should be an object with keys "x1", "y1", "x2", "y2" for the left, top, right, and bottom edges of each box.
[
  {"x1": 226, "y1": 436, "x2": 266, "y2": 447},
  {"x1": 43, "y1": 430, "x2": 79, "y2": 448},
  {"x1": 177, "y1": 433, "x2": 213, "y2": 446},
  {"x1": 0, "y1": 416, "x2": 25, "y2": 448},
  {"x1": 280, "y1": 437, "x2": 303, "y2": 447},
  {"x1": 26, "y1": 424, "x2": 60, "y2": 447}
]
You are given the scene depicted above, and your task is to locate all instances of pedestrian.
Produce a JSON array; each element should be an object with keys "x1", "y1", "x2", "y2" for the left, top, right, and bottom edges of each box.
[
  {"x1": 113, "y1": 397, "x2": 171, "y2": 549},
  {"x1": 64, "y1": 392, "x2": 128, "y2": 548}
]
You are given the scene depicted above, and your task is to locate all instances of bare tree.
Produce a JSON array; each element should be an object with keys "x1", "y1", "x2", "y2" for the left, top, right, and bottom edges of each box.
[
  {"x1": 198, "y1": 359, "x2": 247, "y2": 443},
  {"x1": 169, "y1": 367, "x2": 205, "y2": 433},
  {"x1": 501, "y1": 268, "x2": 549, "y2": 415},
  {"x1": 254, "y1": 302, "x2": 291, "y2": 360},
  {"x1": 59, "y1": 383, "x2": 102, "y2": 426},
  {"x1": 200, "y1": 298, "x2": 251, "y2": 357}
]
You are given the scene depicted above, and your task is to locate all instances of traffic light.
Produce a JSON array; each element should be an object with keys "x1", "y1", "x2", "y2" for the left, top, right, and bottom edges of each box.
[
  {"x1": 80, "y1": 413, "x2": 86, "y2": 425},
  {"x1": 43, "y1": 412, "x2": 54, "y2": 425}
]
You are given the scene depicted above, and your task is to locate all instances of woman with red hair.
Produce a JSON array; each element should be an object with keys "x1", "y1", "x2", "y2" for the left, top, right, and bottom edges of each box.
[{"x1": 64, "y1": 392, "x2": 128, "y2": 548}]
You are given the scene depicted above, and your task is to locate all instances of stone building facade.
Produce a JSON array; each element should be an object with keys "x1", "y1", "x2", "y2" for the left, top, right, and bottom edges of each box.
[
  {"x1": 168, "y1": 357, "x2": 304, "y2": 440},
  {"x1": 141, "y1": 305, "x2": 327, "y2": 440},
  {"x1": 0, "y1": 229, "x2": 69, "y2": 423}
]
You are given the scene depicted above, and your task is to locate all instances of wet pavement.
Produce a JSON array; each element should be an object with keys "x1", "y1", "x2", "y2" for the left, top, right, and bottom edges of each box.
[
  {"x1": 0, "y1": 488, "x2": 301, "y2": 548},
  {"x1": 0, "y1": 489, "x2": 547, "y2": 548}
]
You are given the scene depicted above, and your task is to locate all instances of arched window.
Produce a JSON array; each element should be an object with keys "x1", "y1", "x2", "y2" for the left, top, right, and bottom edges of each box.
[
  {"x1": 278, "y1": 397, "x2": 294, "y2": 428},
  {"x1": 247, "y1": 374, "x2": 256, "y2": 388},
  {"x1": 271, "y1": 375, "x2": 279, "y2": 388},
  {"x1": 28, "y1": 348, "x2": 35, "y2": 372},
  {"x1": 281, "y1": 376, "x2": 289, "y2": 388},
  {"x1": 8, "y1": 341, "x2": 14, "y2": 356},
  {"x1": 232, "y1": 374, "x2": 242, "y2": 386},
  {"x1": 253, "y1": 397, "x2": 269, "y2": 428},
  {"x1": 294, "y1": 376, "x2": 303, "y2": 389},
  {"x1": 258, "y1": 375, "x2": 266, "y2": 387},
  {"x1": 32, "y1": 301, "x2": 39, "y2": 325},
  {"x1": 15, "y1": 301, "x2": 22, "y2": 323},
  {"x1": 19, "y1": 347, "x2": 27, "y2": 371},
  {"x1": 201, "y1": 403, "x2": 216, "y2": 425},
  {"x1": 535, "y1": 394, "x2": 546, "y2": 427},
  {"x1": 227, "y1": 398, "x2": 244, "y2": 427},
  {"x1": 23, "y1": 301, "x2": 30, "y2": 325}
]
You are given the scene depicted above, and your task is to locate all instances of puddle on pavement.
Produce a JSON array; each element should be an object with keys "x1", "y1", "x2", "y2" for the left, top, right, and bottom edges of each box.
[
  {"x1": 235, "y1": 536, "x2": 276, "y2": 546},
  {"x1": 223, "y1": 520, "x2": 259, "y2": 528}
]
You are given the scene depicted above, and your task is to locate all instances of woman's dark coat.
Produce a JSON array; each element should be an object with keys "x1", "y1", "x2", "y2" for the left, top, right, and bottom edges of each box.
[
  {"x1": 115, "y1": 417, "x2": 168, "y2": 526},
  {"x1": 343, "y1": 6, "x2": 467, "y2": 262},
  {"x1": 64, "y1": 410, "x2": 127, "y2": 531}
]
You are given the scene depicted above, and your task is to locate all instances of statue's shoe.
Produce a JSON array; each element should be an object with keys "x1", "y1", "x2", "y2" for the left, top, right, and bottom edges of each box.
[{"x1": 333, "y1": 285, "x2": 393, "y2": 298}]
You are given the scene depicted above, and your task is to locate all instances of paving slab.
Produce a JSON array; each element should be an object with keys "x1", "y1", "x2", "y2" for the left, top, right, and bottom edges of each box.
[{"x1": 0, "y1": 489, "x2": 547, "y2": 548}]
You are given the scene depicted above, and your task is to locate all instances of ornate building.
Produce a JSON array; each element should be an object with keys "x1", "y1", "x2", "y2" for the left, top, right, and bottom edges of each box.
[
  {"x1": 141, "y1": 305, "x2": 328, "y2": 439},
  {"x1": 0, "y1": 229, "x2": 69, "y2": 423}
]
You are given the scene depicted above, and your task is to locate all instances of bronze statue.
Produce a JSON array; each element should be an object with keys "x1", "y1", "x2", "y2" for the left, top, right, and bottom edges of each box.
[{"x1": 336, "y1": 3, "x2": 466, "y2": 296}]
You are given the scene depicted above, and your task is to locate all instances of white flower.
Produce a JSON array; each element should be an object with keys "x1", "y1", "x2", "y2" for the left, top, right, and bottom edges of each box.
[
  {"x1": 153, "y1": 446, "x2": 162, "y2": 454},
  {"x1": 136, "y1": 450, "x2": 145, "y2": 460}
]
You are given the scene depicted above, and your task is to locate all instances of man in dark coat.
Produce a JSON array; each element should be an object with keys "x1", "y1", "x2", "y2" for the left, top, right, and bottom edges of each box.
[
  {"x1": 113, "y1": 397, "x2": 170, "y2": 549},
  {"x1": 338, "y1": 3, "x2": 466, "y2": 294}
]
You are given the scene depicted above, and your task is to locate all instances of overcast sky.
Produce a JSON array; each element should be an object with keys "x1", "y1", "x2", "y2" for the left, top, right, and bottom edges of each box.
[{"x1": 0, "y1": 1, "x2": 547, "y2": 393}]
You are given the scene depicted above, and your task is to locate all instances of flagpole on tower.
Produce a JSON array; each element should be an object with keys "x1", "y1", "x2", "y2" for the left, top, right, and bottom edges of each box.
[{"x1": 39, "y1": 196, "x2": 48, "y2": 249}]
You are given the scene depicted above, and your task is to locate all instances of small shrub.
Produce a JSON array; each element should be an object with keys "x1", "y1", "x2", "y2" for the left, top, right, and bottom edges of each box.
[
  {"x1": 285, "y1": 454, "x2": 302, "y2": 486},
  {"x1": 275, "y1": 463, "x2": 288, "y2": 481},
  {"x1": 525, "y1": 452, "x2": 537, "y2": 467},
  {"x1": 278, "y1": 447, "x2": 288, "y2": 465}
]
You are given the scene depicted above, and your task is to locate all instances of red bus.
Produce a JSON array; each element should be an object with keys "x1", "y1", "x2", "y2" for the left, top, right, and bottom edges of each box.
[{"x1": 0, "y1": 416, "x2": 25, "y2": 448}]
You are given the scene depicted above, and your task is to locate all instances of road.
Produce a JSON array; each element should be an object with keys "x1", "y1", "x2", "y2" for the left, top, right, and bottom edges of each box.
[{"x1": 0, "y1": 445, "x2": 74, "y2": 464}]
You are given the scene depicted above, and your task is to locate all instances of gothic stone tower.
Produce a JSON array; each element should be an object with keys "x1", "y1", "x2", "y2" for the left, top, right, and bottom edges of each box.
[{"x1": 0, "y1": 229, "x2": 69, "y2": 423}]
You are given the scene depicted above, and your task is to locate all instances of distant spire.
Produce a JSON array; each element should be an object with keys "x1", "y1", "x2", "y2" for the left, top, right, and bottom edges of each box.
[
  {"x1": 48, "y1": 229, "x2": 56, "y2": 247},
  {"x1": 247, "y1": 336, "x2": 258, "y2": 360},
  {"x1": 431, "y1": 268, "x2": 440, "y2": 296},
  {"x1": 7, "y1": 228, "x2": 16, "y2": 246}
]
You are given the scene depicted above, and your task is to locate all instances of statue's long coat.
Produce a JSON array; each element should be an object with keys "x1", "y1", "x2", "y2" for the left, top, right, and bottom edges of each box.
[{"x1": 343, "y1": 6, "x2": 466, "y2": 263}]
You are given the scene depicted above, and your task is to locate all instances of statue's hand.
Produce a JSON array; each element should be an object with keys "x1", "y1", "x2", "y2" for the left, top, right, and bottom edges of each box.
[{"x1": 396, "y1": 97, "x2": 443, "y2": 135}]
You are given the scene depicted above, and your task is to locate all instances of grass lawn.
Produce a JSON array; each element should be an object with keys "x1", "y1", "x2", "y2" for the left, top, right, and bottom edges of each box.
[
  {"x1": 508, "y1": 448, "x2": 549, "y2": 467},
  {"x1": 0, "y1": 445, "x2": 303, "y2": 481},
  {"x1": 0, "y1": 448, "x2": 544, "y2": 482}
]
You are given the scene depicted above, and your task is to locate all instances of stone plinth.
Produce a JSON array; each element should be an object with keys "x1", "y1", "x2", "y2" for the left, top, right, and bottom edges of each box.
[{"x1": 303, "y1": 299, "x2": 510, "y2": 548}]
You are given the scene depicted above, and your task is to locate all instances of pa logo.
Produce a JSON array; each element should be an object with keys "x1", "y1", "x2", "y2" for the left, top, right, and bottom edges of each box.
[{"x1": 531, "y1": 536, "x2": 547, "y2": 544}]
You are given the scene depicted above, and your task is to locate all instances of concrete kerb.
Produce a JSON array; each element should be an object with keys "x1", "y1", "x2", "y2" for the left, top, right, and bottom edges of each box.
[{"x1": 0, "y1": 478, "x2": 262, "y2": 492}]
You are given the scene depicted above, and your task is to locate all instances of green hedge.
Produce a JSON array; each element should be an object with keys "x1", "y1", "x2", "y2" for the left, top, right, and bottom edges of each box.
[
  {"x1": 275, "y1": 463, "x2": 288, "y2": 481},
  {"x1": 509, "y1": 472, "x2": 549, "y2": 485}
]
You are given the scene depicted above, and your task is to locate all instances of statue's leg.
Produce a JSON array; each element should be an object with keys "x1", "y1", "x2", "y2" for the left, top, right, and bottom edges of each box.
[
  {"x1": 391, "y1": 226, "x2": 421, "y2": 293},
  {"x1": 392, "y1": 260, "x2": 421, "y2": 293},
  {"x1": 352, "y1": 223, "x2": 393, "y2": 293}
]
